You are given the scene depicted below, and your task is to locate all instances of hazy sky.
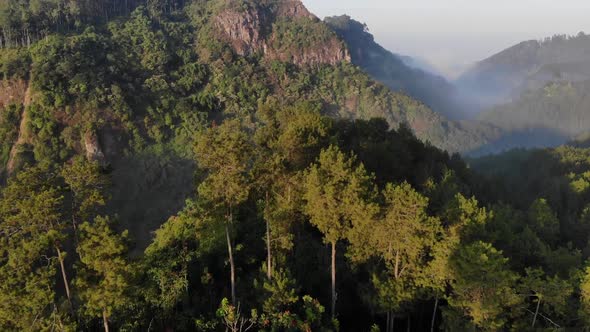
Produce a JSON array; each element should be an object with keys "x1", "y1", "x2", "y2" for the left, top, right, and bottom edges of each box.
[{"x1": 302, "y1": 0, "x2": 590, "y2": 78}]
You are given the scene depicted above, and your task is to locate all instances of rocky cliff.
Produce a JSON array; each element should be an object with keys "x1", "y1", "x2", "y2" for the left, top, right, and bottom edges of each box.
[
  {"x1": 3, "y1": 80, "x2": 31, "y2": 177},
  {"x1": 213, "y1": 0, "x2": 350, "y2": 66}
]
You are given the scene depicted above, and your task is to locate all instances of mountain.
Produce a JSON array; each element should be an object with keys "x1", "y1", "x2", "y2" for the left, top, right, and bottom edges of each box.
[
  {"x1": 398, "y1": 54, "x2": 437, "y2": 72},
  {"x1": 210, "y1": 0, "x2": 350, "y2": 66},
  {"x1": 479, "y1": 80, "x2": 590, "y2": 139},
  {"x1": 0, "y1": 1, "x2": 501, "y2": 330},
  {"x1": 445, "y1": 33, "x2": 590, "y2": 153},
  {"x1": 0, "y1": 0, "x2": 499, "y2": 232},
  {"x1": 6, "y1": 2, "x2": 590, "y2": 331},
  {"x1": 457, "y1": 33, "x2": 590, "y2": 109},
  {"x1": 0, "y1": 0, "x2": 498, "y2": 185},
  {"x1": 208, "y1": 4, "x2": 497, "y2": 153},
  {"x1": 324, "y1": 15, "x2": 467, "y2": 120}
]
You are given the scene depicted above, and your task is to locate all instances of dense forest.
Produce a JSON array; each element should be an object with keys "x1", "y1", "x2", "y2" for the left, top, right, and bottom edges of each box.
[{"x1": 2, "y1": 0, "x2": 590, "y2": 331}]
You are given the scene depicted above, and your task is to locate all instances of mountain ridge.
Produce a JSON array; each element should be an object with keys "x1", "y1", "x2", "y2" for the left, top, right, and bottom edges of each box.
[
  {"x1": 212, "y1": 0, "x2": 351, "y2": 66},
  {"x1": 0, "y1": 0, "x2": 491, "y2": 183},
  {"x1": 324, "y1": 15, "x2": 467, "y2": 120},
  {"x1": 457, "y1": 32, "x2": 590, "y2": 108}
]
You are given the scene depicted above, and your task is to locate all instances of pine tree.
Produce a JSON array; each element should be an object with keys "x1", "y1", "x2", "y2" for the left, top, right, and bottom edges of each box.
[
  {"x1": 0, "y1": 165, "x2": 75, "y2": 330},
  {"x1": 195, "y1": 118, "x2": 254, "y2": 305},
  {"x1": 253, "y1": 101, "x2": 330, "y2": 280},
  {"x1": 446, "y1": 241, "x2": 521, "y2": 331},
  {"x1": 143, "y1": 198, "x2": 222, "y2": 326},
  {"x1": 74, "y1": 216, "x2": 132, "y2": 332},
  {"x1": 62, "y1": 156, "x2": 110, "y2": 231},
  {"x1": 303, "y1": 145, "x2": 375, "y2": 318},
  {"x1": 519, "y1": 268, "x2": 572, "y2": 329},
  {"x1": 349, "y1": 182, "x2": 438, "y2": 332}
]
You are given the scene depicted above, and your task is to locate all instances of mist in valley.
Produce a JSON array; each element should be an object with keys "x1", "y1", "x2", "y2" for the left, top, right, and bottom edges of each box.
[{"x1": 379, "y1": 32, "x2": 590, "y2": 154}]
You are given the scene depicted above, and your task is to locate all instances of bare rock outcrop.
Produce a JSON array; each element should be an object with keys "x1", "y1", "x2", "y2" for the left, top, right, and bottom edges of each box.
[
  {"x1": 84, "y1": 130, "x2": 106, "y2": 164},
  {"x1": 213, "y1": 0, "x2": 350, "y2": 66},
  {"x1": 274, "y1": 0, "x2": 314, "y2": 19},
  {"x1": 5, "y1": 81, "x2": 33, "y2": 176},
  {"x1": 214, "y1": 6, "x2": 268, "y2": 56}
]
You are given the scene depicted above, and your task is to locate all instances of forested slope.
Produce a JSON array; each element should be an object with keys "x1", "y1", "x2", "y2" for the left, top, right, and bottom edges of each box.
[
  {"x1": 457, "y1": 33, "x2": 590, "y2": 108},
  {"x1": 324, "y1": 15, "x2": 465, "y2": 120},
  {"x1": 457, "y1": 33, "x2": 590, "y2": 152},
  {"x1": 479, "y1": 80, "x2": 590, "y2": 138}
]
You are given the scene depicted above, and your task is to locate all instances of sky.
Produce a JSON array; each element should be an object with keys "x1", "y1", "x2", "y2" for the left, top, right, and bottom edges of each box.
[{"x1": 301, "y1": 0, "x2": 590, "y2": 78}]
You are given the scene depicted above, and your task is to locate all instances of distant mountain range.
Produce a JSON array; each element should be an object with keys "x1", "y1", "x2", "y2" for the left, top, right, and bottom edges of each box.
[
  {"x1": 465, "y1": 33, "x2": 590, "y2": 151},
  {"x1": 324, "y1": 15, "x2": 467, "y2": 120},
  {"x1": 457, "y1": 33, "x2": 590, "y2": 109},
  {"x1": 326, "y1": 22, "x2": 590, "y2": 154}
]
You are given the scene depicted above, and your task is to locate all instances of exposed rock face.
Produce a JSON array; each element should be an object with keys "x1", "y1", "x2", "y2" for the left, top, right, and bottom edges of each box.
[
  {"x1": 213, "y1": 0, "x2": 350, "y2": 66},
  {"x1": 5, "y1": 81, "x2": 32, "y2": 177},
  {"x1": 274, "y1": 0, "x2": 314, "y2": 19},
  {"x1": 265, "y1": 36, "x2": 350, "y2": 67},
  {"x1": 84, "y1": 130, "x2": 106, "y2": 164},
  {"x1": 214, "y1": 7, "x2": 267, "y2": 56}
]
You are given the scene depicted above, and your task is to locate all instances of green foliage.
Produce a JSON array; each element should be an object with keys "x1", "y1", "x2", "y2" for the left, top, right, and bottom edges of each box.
[
  {"x1": 0, "y1": 165, "x2": 74, "y2": 330},
  {"x1": 350, "y1": 183, "x2": 439, "y2": 313},
  {"x1": 0, "y1": 48, "x2": 30, "y2": 80},
  {"x1": 580, "y1": 265, "x2": 590, "y2": 324},
  {"x1": 324, "y1": 15, "x2": 464, "y2": 120},
  {"x1": 256, "y1": 269, "x2": 332, "y2": 332},
  {"x1": 480, "y1": 80, "x2": 590, "y2": 140},
  {"x1": 1, "y1": 1, "x2": 589, "y2": 331},
  {"x1": 0, "y1": 103, "x2": 21, "y2": 173},
  {"x1": 31, "y1": 29, "x2": 117, "y2": 109},
  {"x1": 446, "y1": 241, "x2": 521, "y2": 330},
  {"x1": 74, "y1": 216, "x2": 132, "y2": 326},
  {"x1": 62, "y1": 156, "x2": 110, "y2": 223},
  {"x1": 195, "y1": 118, "x2": 254, "y2": 209},
  {"x1": 527, "y1": 198, "x2": 560, "y2": 245},
  {"x1": 27, "y1": 102, "x2": 68, "y2": 163},
  {"x1": 303, "y1": 145, "x2": 375, "y2": 245},
  {"x1": 143, "y1": 198, "x2": 222, "y2": 317},
  {"x1": 519, "y1": 268, "x2": 573, "y2": 329},
  {"x1": 216, "y1": 298, "x2": 258, "y2": 332},
  {"x1": 270, "y1": 17, "x2": 340, "y2": 58}
]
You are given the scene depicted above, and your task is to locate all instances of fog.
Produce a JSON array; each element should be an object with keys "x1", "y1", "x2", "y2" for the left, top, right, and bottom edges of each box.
[{"x1": 302, "y1": 0, "x2": 590, "y2": 79}]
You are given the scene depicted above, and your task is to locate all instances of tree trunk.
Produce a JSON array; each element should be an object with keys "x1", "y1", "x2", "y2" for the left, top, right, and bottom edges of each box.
[
  {"x1": 226, "y1": 220, "x2": 236, "y2": 305},
  {"x1": 71, "y1": 196, "x2": 78, "y2": 231},
  {"x1": 55, "y1": 245, "x2": 72, "y2": 306},
  {"x1": 532, "y1": 297, "x2": 541, "y2": 328},
  {"x1": 394, "y1": 250, "x2": 400, "y2": 279},
  {"x1": 431, "y1": 297, "x2": 439, "y2": 332},
  {"x1": 102, "y1": 308, "x2": 110, "y2": 332},
  {"x1": 266, "y1": 191, "x2": 272, "y2": 280},
  {"x1": 407, "y1": 315, "x2": 410, "y2": 332},
  {"x1": 391, "y1": 314, "x2": 395, "y2": 332},
  {"x1": 385, "y1": 311, "x2": 391, "y2": 332},
  {"x1": 331, "y1": 241, "x2": 337, "y2": 319}
]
